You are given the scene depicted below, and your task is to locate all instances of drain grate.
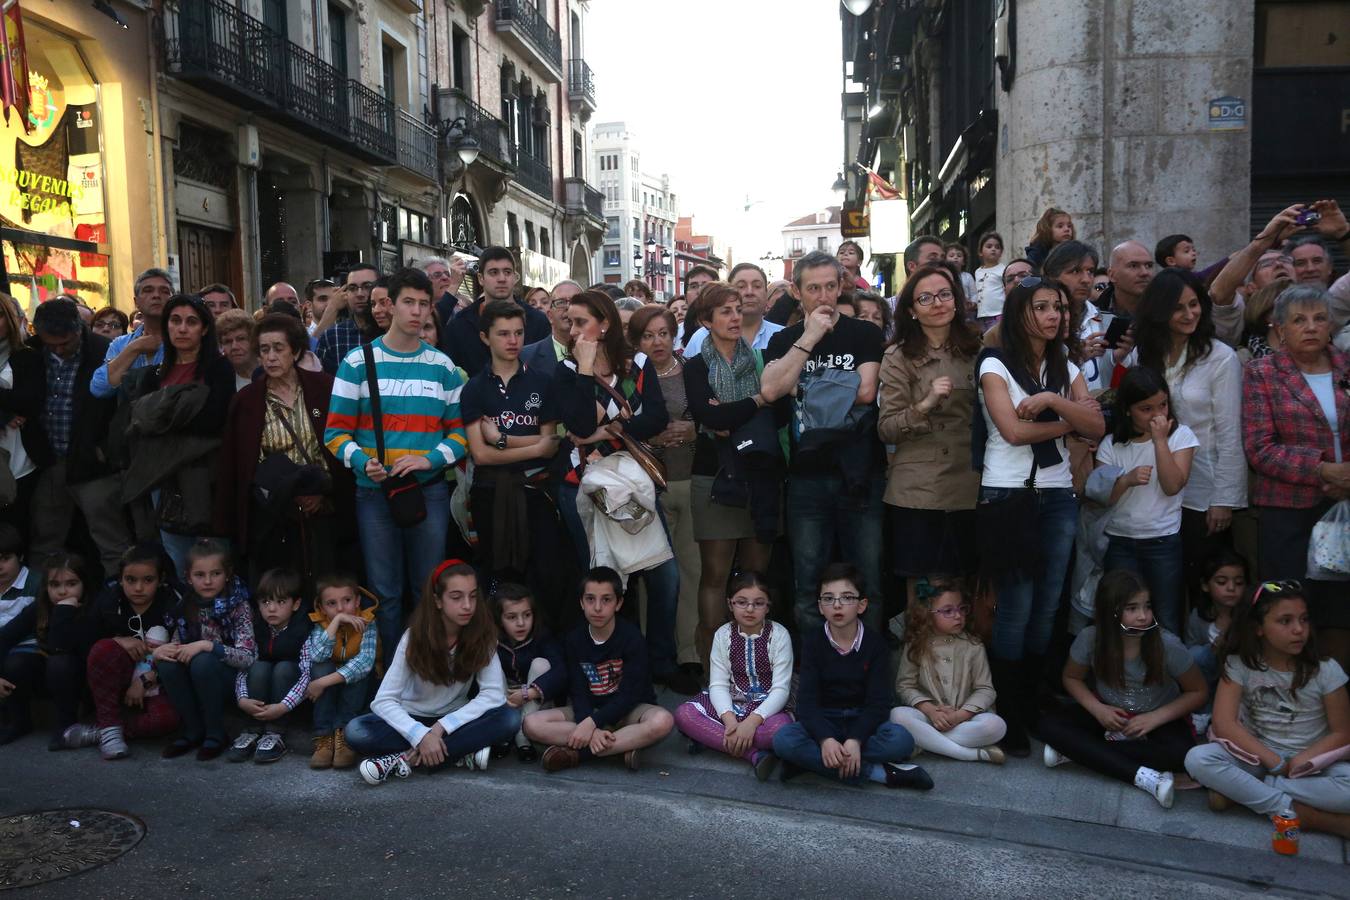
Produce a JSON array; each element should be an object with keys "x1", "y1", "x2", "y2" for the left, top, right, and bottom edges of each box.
[{"x1": 0, "y1": 809, "x2": 145, "y2": 890}]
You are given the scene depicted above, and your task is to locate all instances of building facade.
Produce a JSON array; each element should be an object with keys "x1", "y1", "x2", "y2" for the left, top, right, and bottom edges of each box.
[
  {"x1": 592, "y1": 120, "x2": 679, "y2": 297},
  {"x1": 779, "y1": 207, "x2": 872, "y2": 283},
  {"x1": 838, "y1": 1, "x2": 1344, "y2": 286},
  {"x1": 673, "y1": 216, "x2": 726, "y2": 292}
]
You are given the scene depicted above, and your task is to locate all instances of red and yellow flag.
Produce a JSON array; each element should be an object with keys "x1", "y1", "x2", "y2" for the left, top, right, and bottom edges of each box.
[{"x1": 0, "y1": 0, "x2": 30, "y2": 133}]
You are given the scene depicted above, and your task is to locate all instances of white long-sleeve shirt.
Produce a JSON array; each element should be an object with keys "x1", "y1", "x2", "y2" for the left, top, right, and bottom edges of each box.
[
  {"x1": 1124, "y1": 339, "x2": 1247, "y2": 511},
  {"x1": 708, "y1": 620, "x2": 793, "y2": 721},
  {"x1": 370, "y1": 632, "x2": 507, "y2": 747}
]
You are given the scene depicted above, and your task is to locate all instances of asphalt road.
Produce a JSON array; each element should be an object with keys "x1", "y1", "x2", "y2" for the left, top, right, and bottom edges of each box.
[{"x1": 2, "y1": 742, "x2": 1337, "y2": 899}]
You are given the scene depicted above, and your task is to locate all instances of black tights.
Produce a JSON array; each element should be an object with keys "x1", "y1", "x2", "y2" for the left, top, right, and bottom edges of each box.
[
  {"x1": 1038, "y1": 704, "x2": 1194, "y2": 783},
  {"x1": 1, "y1": 651, "x2": 84, "y2": 732}
]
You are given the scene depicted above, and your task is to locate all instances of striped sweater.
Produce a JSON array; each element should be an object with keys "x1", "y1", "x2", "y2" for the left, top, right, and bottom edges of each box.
[{"x1": 324, "y1": 337, "x2": 469, "y2": 488}]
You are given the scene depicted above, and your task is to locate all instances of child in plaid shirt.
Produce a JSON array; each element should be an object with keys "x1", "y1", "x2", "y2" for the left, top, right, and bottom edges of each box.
[{"x1": 230, "y1": 568, "x2": 312, "y2": 764}]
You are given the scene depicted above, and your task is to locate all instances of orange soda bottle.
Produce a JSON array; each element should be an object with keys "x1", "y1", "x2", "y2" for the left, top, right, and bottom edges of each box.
[{"x1": 1271, "y1": 811, "x2": 1300, "y2": 855}]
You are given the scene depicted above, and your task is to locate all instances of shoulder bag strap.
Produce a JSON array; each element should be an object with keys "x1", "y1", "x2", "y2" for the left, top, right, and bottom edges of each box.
[
  {"x1": 267, "y1": 394, "x2": 317, "y2": 466},
  {"x1": 1024, "y1": 454, "x2": 1039, "y2": 490},
  {"x1": 594, "y1": 371, "x2": 636, "y2": 421},
  {"x1": 362, "y1": 342, "x2": 385, "y2": 465}
]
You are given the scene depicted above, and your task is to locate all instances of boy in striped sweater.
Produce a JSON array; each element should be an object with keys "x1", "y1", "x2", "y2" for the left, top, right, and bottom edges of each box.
[{"x1": 324, "y1": 267, "x2": 468, "y2": 666}]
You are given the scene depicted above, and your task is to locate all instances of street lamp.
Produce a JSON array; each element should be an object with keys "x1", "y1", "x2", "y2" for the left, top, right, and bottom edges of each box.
[
  {"x1": 640, "y1": 235, "x2": 671, "y2": 294},
  {"x1": 440, "y1": 117, "x2": 481, "y2": 172}
]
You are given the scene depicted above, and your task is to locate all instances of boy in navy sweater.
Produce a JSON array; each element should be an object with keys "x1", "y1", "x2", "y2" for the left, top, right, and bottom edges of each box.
[
  {"x1": 773, "y1": 563, "x2": 932, "y2": 789},
  {"x1": 523, "y1": 567, "x2": 674, "y2": 772}
]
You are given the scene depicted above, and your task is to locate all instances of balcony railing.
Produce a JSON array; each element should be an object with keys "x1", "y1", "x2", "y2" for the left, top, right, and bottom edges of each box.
[
  {"x1": 436, "y1": 88, "x2": 513, "y2": 167},
  {"x1": 495, "y1": 0, "x2": 562, "y2": 81},
  {"x1": 159, "y1": 0, "x2": 400, "y2": 166},
  {"x1": 512, "y1": 144, "x2": 553, "y2": 200},
  {"x1": 396, "y1": 108, "x2": 438, "y2": 180},
  {"x1": 567, "y1": 58, "x2": 596, "y2": 110},
  {"x1": 564, "y1": 177, "x2": 603, "y2": 222}
]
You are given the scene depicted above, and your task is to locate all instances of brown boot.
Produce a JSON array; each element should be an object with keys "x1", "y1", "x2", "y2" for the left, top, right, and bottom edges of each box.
[
  {"x1": 310, "y1": 733, "x2": 335, "y2": 770},
  {"x1": 1293, "y1": 801, "x2": 1350, "y2": 839},
  {"x1": 1207, "y1": 790, "x2": 1233, "y2": 812},
  {"x1": 332, "y1": 728, "x2": 357, "y2": 769}
]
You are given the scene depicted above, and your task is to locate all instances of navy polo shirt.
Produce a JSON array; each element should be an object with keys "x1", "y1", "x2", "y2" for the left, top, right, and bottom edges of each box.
[{"x1": 460, "y1": 361, "x2": 560, "y2": 476}]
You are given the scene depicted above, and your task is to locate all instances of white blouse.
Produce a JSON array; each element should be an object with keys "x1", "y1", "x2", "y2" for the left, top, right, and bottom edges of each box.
[{"x1": 708, "y1": 620, "x2": 793, "y2": 721}]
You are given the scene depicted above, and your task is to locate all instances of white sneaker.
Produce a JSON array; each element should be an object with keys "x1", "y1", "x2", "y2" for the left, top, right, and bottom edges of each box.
[
  {"x1": 359, "y1": 752, "x2": 412, "y2": 785},
  {"x1": 1134, "y1": 766, "x2": 1174, "y2": 809},
  {"x1": 1043, "y1": 744, "x2": 1070, "y2": 768},
  {"x1": 97, "y1": 726, "x2": 129, "y2": 760},
  {"x1": 462, "y1": 747, "x2": 491, "y2": 771}
]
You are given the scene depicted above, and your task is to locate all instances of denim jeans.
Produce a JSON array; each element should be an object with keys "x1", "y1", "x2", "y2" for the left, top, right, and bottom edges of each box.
[
  {"x1": 1103, "y1": 531, "x2": 1184, "y2": 635},
  {"x1": 246, "y1": 659, "x2": 301, "y2": 709},
  {"x1": 786, "y1": 474, "x2": 885, "y2": 631},
  {"x1": 355, "y1": 478, "x2": 450, "y2": 667},
  {"x1": 311, "y1": 660, "x2": 369, "y2": 734},
  {"x1": 159, "y1": 531, "x2": 197, "y2": 582},
  {"x1": 771, "y1": 715, "x2": 915, "y2": 785},
  {"x1": 345, "y1": 703, "x2": 520, "y2": 758},
  {"x1": 156, "y1": 652, "x2": 235, "y2": 743},
  {"x1": 986, "y1": 487, "x2": 1078, "y2": 661},
  {"x1": 558, "y1": 481, "x2": 681, "y2": 677}
]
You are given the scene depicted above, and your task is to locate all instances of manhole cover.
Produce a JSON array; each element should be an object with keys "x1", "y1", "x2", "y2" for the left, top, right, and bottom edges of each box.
[{"x1": 0, "y1": 809, "x2": 145, "y2": 890}]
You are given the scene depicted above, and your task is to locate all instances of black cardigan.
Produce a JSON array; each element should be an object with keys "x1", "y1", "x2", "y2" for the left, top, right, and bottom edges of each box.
[{"x1": 21, "y1": 329, "x2": 116, "y2": 483}]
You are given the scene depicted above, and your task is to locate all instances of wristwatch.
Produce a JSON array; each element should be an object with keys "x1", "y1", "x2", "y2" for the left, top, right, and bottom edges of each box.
[{"x1": 495, "y1": 433, "x2": 509, "y2": 451}]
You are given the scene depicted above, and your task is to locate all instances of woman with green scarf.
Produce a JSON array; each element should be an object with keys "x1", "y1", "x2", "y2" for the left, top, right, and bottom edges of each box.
[{"x1": 682, "y1": 282, "x2": 784, "y2": 672}]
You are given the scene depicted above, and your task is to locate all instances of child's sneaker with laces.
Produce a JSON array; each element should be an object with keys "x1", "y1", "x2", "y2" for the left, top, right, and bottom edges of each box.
[
  {"x1": 1133, "y1": 766, "x2": 1174, "y2": 809},
  {"x1": 253, "y1": 732, "x2": 287, "y2": 764},
  {"x1": 360, "y1": 752, "x2": 412, "y2": 785},
  {"x1": 226, "y1": 731, "x2": 260, "y2": 763},
  {"x1": 97, "y1": 726, "x2": 129, "y2": 760},
  {"x1": 1043, "y1": 744, "x2": 1070, "y2": 768},
  {"x1": 59, "y1": 723, "x2": 99, "y2": 750},
  {"x1": 461, "y1": 746, "x2": 491, "y2": 771}
]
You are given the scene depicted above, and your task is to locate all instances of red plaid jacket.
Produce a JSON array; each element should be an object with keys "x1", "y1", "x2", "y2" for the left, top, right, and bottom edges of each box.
[{"x1": 1242, "y1": 347, "x2": 1350, "y2": 508}]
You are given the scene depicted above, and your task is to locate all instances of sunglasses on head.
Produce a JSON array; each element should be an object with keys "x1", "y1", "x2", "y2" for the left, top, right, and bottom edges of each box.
[{"x1": 1252, "y1": 579, "x2": 1302, "y2": 606}]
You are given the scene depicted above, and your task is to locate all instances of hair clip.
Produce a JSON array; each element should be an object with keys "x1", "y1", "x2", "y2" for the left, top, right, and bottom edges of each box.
[{"x1": 914, "y1": 577, "x2": 940, "y2": 604}]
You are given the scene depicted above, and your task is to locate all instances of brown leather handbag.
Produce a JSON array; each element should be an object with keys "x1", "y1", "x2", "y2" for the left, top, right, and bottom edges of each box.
[{"x1": 595, "y1": 375, "x2": 668, "y2": 491}]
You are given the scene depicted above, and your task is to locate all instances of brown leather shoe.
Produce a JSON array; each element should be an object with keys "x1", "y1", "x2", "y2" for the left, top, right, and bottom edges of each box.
[
  {"x1": 332, "y1": 728, "x2": 357, "y2": 769},
  {"x1": 309, "y1": 733, "x2": 335, "y2": 770},
  {"x1": 623, "y1": 749, "x2": 640, "y2": 772},
  {"x1": 1208, "y1": 789, "x2": 1234, "y2": 812},
  {"x1": 541, "y1": 745, "x2": 580, "y2": 773}
]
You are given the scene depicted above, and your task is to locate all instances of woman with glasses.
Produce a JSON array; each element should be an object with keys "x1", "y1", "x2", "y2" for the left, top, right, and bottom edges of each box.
[
  {"x1": 976, "y1": 277, "x2": 1105, "y2": 755},
  {"x1": 879, "y1": 265, "x2": 983, "y2": 598},
  {"x1": 673, "y1": 571, "x2": 794, "y2": 778},
  {"x1": 1243, "y1": 284, "x2": 1350, "y2": 669}
]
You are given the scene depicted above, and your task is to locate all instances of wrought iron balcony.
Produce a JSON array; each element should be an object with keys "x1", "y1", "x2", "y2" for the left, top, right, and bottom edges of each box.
[
  {"x1": 159, "y1": 0, "x2": 399, "y2": 166},
  {"x1": 512, "y1": 144, "x2": 553, "y2": 200},
  {"x1": 395, "y1": 108, "x2": 438, "y2": 181},
  {"x1": 564, "y1": 177, "x2": 603, "y2": 225},
  {"x1": 567, "y1": 58, "x2": 596, "y2": 114},
  {"x1": 436, "y1": 88, "x2": 513, "y2": 168},
  {"x1": 494, "y1": 0, "x2": 563, "y2": 83}
]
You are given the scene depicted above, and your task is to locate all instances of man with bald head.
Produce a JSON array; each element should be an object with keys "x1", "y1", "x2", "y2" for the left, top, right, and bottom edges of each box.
[
  {"x1": 265, "y1": 282, "x2": 299, "y2": 309},
  {"x1": 1105, "y1": 241, "x2": 1155, "y2": 316}
]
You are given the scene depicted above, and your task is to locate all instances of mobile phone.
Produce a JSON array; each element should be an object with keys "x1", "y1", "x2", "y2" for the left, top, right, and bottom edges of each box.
[{"x1": 1103, "y1": 316, "x2": 1132, "y2": 349}]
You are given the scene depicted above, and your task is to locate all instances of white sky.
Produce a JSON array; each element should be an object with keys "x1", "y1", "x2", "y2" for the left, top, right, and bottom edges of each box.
[{"x1": 584, "y1": 0, "x2": 844, "y2": 263}]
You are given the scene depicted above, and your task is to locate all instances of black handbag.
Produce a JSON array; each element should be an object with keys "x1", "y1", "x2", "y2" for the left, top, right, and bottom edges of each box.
[
  {"x1": 253, "y1": 396, "x2": 333, "y2": 508},
  {"x1": 363, "y1": 343, "x2": 427, "y2": 528},
  {"x1": 976, "y1": 456, "x2": 1041, "y2": 579}
]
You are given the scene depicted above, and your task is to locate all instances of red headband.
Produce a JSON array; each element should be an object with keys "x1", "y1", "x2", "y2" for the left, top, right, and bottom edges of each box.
[{"x1": 431, "y1": 558, "x2": 469, "y2": 585}]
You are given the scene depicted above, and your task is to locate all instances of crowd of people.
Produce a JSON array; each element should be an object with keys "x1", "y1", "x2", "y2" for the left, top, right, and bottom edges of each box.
[{"x1": 2, "y1": 198, "x2": 1350, "y2": 856}]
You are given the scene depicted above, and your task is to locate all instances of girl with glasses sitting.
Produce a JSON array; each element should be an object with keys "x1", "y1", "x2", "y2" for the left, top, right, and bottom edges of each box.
[
  {"x1": 890, "y1": 576, "x2": 1007, "y2": 764},
  {"x1": 673, "y1": 571, "x2": 794, "y2": 779}
]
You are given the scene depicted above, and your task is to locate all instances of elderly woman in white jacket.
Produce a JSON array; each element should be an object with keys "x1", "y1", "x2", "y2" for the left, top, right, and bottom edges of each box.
[{"x1": 1124, "y1": 269, "x2": 1246, "y2": 588}]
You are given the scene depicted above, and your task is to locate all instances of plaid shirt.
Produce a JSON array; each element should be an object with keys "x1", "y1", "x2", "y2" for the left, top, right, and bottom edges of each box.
[
  {"x1": 43, "y1": 345, "x2": 82, "y2": 456},
  {"x1": 1242, "y1": 347, "x2": 1350, "y2": 509},
  {"x1": 316, "y1": 318, "x2": 366, "y2": 374},
  {"x1": 234, "y1": 640, "x2": 312, "y2": 711}
]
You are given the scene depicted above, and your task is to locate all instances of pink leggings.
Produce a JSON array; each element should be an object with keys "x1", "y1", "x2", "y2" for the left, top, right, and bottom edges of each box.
[{"x1": 674, "y1": 700, "x2": 792, "y2": 761}]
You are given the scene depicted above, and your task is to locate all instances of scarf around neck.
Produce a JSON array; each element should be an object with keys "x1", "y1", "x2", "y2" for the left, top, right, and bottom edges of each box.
[{"x1": 700, "y1": 335, "x2": 759, "y2": 402}]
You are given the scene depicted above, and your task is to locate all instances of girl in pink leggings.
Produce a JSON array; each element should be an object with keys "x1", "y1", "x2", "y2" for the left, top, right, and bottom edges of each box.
[{"x1": 674, "y1": 571, "x2": 793, "y2": 780}]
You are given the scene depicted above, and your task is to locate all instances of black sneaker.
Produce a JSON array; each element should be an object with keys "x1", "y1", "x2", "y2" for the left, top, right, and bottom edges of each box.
[
  {"x1": 515, "y1": 743, "x2": 538, "y2": 763},
  {"x1": 253, "y1": 732, "x2": 288, "y2": 764},
  {"x1": 883, "y1": 762, "x2": 934, "y2": 790},
  {"x1": 226, "y1": 731, "x2": 261, "y2": 763},
  {"x1": 490, "y1": 740, "x2": 512, "y2": 760}
]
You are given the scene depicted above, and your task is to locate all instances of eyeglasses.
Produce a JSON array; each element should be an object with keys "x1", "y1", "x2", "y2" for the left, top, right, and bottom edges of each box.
[
  {"x1": 819, "y1": 594, "x2": 861, "y2": 608},
  {"x1": 1001, "y1": 270, "x2": 1032, "y2": 286},
  {"x1": 1255, "y1": 255, "x2": 1294, "y2": 271},
  {"x1": 1015, "y1": 276, "x2": 1044, "y2": 290},
  {"x1": 933, "y1": 604, "x2": 971, "y2": 619},
  {"x1": 1093, "y1": 282, "x2": 1109, "y2": 292},
  {"x1": 127, "y1": 613, "x2": 144, "y2": 639},
  {"x1": 1252, "y1": 580, "x2": 1301, "y2": 605},
  {"x1": 915, "y1": 288, "x2": 955, "y2": 307},
  {"x1": 730, "y1": 599, "x2": 770, "y2": 610}
]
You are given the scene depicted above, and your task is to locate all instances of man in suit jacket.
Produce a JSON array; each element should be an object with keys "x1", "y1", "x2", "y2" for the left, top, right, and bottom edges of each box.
[{"x1": 521, "y1": 278, "x2": 582, "y2": 377}]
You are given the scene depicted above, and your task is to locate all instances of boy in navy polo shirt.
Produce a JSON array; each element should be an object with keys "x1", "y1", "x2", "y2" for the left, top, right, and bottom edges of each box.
[{"x1": 461, "y1": 300, "x2": 568, "y2": 622}]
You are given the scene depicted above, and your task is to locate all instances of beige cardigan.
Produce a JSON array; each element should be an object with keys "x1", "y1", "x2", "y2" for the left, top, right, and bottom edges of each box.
[{"x1": 895, "y1": 633, "x2": 997, "y2": 713}]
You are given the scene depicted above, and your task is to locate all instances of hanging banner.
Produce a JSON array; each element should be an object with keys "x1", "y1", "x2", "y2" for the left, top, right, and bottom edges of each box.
[{"x1": 0, "y1": 0, "x2": 29, "y2": 132}]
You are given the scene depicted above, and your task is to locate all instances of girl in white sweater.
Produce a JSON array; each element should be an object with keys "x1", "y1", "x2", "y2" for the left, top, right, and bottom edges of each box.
[{"x1": 346, "y1": 560, "x2": 520, "y2": 785}]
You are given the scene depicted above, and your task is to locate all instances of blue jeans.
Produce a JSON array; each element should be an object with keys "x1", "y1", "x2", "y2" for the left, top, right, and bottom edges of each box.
[
  {"x1": 311, "y1": 660, "x2": 369, "y2": 734},
  {"x1": 159, "y1": 531, "x2": 195, "y2": 581},
  {"x1": 1103, "y1": 531, "x2": 1185, "y2": 635},
  {"x1": 772, "y1": 716, "x2": 915, "y2": 785},
  {"x1": 786, "y1": 474, "x2": 885, "y2": 630},
  {"x1": 558, "y1": 481, "x2": 681, "y2": 677},
  {"x1": 987, "y1": 487, "x2": 1078, "y2": 661},
  {"x1": 156, "y1": 652, "x2": 235, "y2": 744},
  {"x1": 345, "y1": 704, "x2": 520, "y2": 757},
  {"x1": 355, "y1": 478, "x2": 450, "y2": 667},
  {"x1": 246, "y1": 659, "x2": 301, "y2": 711}
]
